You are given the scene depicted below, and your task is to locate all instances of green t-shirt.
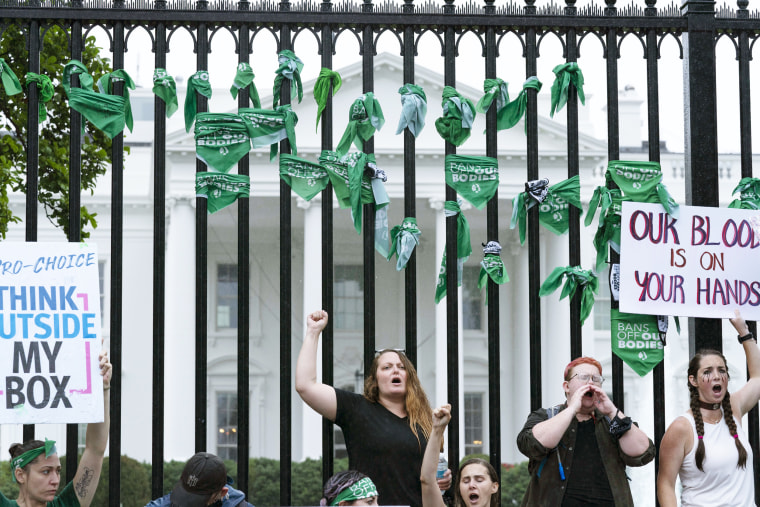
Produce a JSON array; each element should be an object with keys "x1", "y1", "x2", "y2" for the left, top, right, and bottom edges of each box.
[{"x1": 0, "y1": 481, "x2": 80, "y2": 507}]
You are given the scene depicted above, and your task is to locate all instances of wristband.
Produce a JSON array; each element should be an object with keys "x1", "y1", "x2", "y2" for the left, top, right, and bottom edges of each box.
[
  {"x1": 609, "y1": 412, "x2": 632, "y2": 438},
  {"x1": 738, "y1": 332, "x2": 755, "y2": 344}
]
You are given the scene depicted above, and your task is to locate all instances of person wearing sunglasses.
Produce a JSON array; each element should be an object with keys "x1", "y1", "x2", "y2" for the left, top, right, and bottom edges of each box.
[
  {"x1": 296, "y1": 310, "x2": 451, "y2": 507},
  {"x1": 516, "y1": 356, "x2": 655, "y2": 506}
]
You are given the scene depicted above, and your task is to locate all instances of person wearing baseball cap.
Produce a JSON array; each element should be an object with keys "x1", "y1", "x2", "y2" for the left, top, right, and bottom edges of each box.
[{"x1": 145, "y1": 452, "x2": 253, "y2": 507}]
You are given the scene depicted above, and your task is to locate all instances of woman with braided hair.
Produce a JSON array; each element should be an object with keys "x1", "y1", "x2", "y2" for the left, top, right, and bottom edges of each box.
[{"x1": 657, "y1": 310, "x2": 760, "y2": 506}]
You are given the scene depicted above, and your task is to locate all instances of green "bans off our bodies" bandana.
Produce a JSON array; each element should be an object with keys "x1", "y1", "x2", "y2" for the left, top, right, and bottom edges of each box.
[
  {"x1": 550, "y1": 62, "x2": 585, "y2": 117},
  {"x1": 444, "y1": 155, "x2": 499, "y2": 210},
  {"x1": 152, "y1": 68, "x2": 178, "y2": 118},
  {"x1": 478, "y1": 241, "x2": 508, "y2": 305},
  {"x1": 387, "y1": 217, "x2": 422, "y2": 271},
  {"x1": 196, "y1": 172, "x2": 250, "y2": 214},
  {"x1": 606, "y1": 160, "x2": 679, "y2": 218},
  {"x1": 539, "y1": 265, "x2": 598, "y2": 325},
  {"x1": 330, "y1": 477, "x2": 378, "y2": 506},
  {"x1": 728, "y1": 177, "x2": 760, "y2": 210},
  {"x1": 25, "y1": 72, "x2": 54, "y2": 123},
  {"x1": 231, "y1": 62, "x2": 261, "y2": 108},
  {"x1": 239, "y1": 105, "x2": 298, "y2": 161},
  {"x1": 435, "y1": 86, "x2": 476, "y2": 146},
  {"x1": 194, "y1": 113, "x2": 251, "y2": 174},
  {"x1": 184, "y1": 70, "x2": 213, "y2": 132},
  {"x1": 273, "y1": 50, "x2": 303, "y2": 108},
  {"x1": 11, "y1": 439, "x2": 56, "y2": 483},
  {"x1": 611, "y1": 308, "x2": 665, "y2": 377},
  {"x1": 279, "y1": 154, "x2": 329, "y2": 201},
  {"x1": 313, "y1": 68, "x2": 342, "y2": 130},
  {"x1": 0, "y1": 57, "x2": 22, "y2": 96},
  {"x1": 435, "y1": 200, "x2": 472, "y2": 304},
  {"x1": 511, "y1": 175, "x2": 582, "y2": 245},
  {"x1": 336, "y1": 92, "x2": 385, "y2": 156},
  {"x1": 396, "y1": 83, "x2": 427, "y2": 137}
]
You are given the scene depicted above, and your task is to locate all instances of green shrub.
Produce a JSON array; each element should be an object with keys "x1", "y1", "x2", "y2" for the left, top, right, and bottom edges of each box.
[{"x1": 500, "y1": 462, "x2": 530, "y2": 506}]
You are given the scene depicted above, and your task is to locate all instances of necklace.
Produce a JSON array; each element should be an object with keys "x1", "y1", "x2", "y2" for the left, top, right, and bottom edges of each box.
[{"x1": 699, "y1": 400, "x2": 721, "y2": 411}]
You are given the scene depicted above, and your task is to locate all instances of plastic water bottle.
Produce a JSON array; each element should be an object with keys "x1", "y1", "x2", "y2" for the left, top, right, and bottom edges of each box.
[{"x1": 436, "y1": 452, "x2": 447, "y2": 493}]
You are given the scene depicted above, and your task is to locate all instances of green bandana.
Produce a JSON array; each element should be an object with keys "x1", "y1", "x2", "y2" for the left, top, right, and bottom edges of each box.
[
  {"x1": 184, "y1": 70, "x2": 213, "y2": 132},
  {"x1": 313, "y1": 68, "x2": 342, "y2": 130},
  {"x1": 611, "y1": 308, "x2": 665, "y2": 377},
  {"x1": 0, "y1": 57, "x2": 22, "y2": 96},
  {"x1": 194, "y1": 113, "x2": 252, "y2": 173},
  {"x1": 476, "y1": 78, "x2": 513, "y2": 131},
  {"x1": 444, "y1": 155, "x2": 499, "y2": 210},
  {"x1": 11, "y1": 439, "x2": 56, "y2": 482},
  {"x1": 239, "y1": 105, "x2": 298, "y2": 161},
  {"x1": 591, "y1": 191, "x2": 631, "y2": 270},
  {"x1": 511, "y1": 175, "x2": 582, "y2": 245},
  {"x1": 435, "y1": 200, "x2": 472, "y2": 304},
  {"x1": 330, "y1": 477, "x2": 379, "y2": 506},
  {"x1": 435, "y1": 86, "x2": 476, "y2": 146},
  {"x1": 196, "y1": 172, "x2": 250, "y2": 214},
  {"x1": 273, "y1": 49, "x2": 303, "y2": 108},
  {"x1": 25, "y1": 72, "x2": 54, "y2": 123},
  {"x1": 97, "y1": 69, "x2": 136, "y2": 133},
  {"x1": 539, "y1": 265, "x2": 598, "y2": 325},
  {"x1": 500, "y1": 76, "x2": 542, "y2": 133},
  {"x1": 63, "y1": 60, "x2": 131, "y2": 139},
  {"x1": 387, "y1": 217, "x2": 421, "y2": 271},
  {"x1": 152, "y1": 68, "x2": 178, "y2": 118},
  {"x1": 230, "y1": 62, "x2": 261, "y2": 108},
  {"x1": 728, "y1": 177, "x2": 760, "y2": 210},
  {"x1": 478, "y1": 241, "x2": 508, "y2": 305},
  {"x1": 550, "y1": 62, "x2": 585, "y2": 117},
  {"x1": 606, "y1": 160, "x2": 679, "y2": 218},
  {"x1": 396, "y1": 83, "x2": 427, "y2": 137},
  {"x1": 279, "y1": 153, "x2": 329, "y2": 201},
  {"x1": 336, "y1": 92, "x2": 385, "y2": 156}
]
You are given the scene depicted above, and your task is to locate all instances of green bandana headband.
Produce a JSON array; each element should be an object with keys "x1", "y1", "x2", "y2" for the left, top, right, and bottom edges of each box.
[
  {"x1": 387, "y1": 217, "x2": 421, "y2": 271},
  {"x1": 239, "y1": 105, "x2": 298, "y2": 161},
  {"x1": 500, "y1": 76, "x2": 542, "y2": 133},
  {"x1": 435, "y1": 200, "x2": 472, "y2": 304},
  {"x1": 279, "y1": 154, "x2": 329, "y2": 201},
  {"x1": 478, "y1": 242, "x2": 508, "y2": 305},
  {"x1": 230, "y1": 62, "x2": 261, "y2": 108},
  {"x1": 194, "y1": 113, "x2": 252, "y2": 173},
  {"x1": 539, "y1": 265, "x2": 598, "y2": 325},
  {"x1": 196, "y1": 172, "x2": 250, "y2": 214},
  {"x1": 184, "y1": 70, "x2": 213, "y2": 132},
  {"x1": 313, "y1": 68, "x2": 342, "y2": 130},
  {"x1": 550, "y1": 62, "x2": 585, "y2": 117},
  {"x1": 152, "y1": 68, "x2": 178, "y2": 118},
  {"x1": 25, "y1": 72, "x2": 53, "y2": 123},
  {"x1": 330, "y1": 477, "x2": 379, "y2": 506},
  {"x1": 445, "y1": 154, "x2": 499, "y2": 210},
  {"x1": 273, "y1": 49, "x2": 304, "y2": 108},
  {"x1": 0, "y1": 57, "x2": 22, "y2": 96},
  {"x1": 611, "y1": 308, "x2": 665, "y2": 377},
  {"x1": 11, "y1": 439, "x2": 57, "y2": 482},
  {"x1": 435, "y1": 86, "x2": 476, "y2": 146},
  {"x1": 728, "y1": 177, "x2": 760, "y2": 210},
  {"x1": 476, "y1": 78, "x2": 513, "y2": 131},
  {"x1": 606, "y1": 160, "x2": 679, "y2": 218},
  {"x1": 510, "y1": 175, "x2": 581, "y2": 245},
  {"x1": 97, "y1": 69, "x2": 136, "y2": 133},
  {"x1": 336, "y1": 92, "x2": 385, "y2": 156},
  {"x1": 396, "y1": 83, "x2": 427, "y2": 137}
]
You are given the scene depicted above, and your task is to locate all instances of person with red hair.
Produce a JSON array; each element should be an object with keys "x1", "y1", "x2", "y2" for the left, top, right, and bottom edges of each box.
[{"x1": 516, "y1": 356, "x2": 655, "y2": 506}]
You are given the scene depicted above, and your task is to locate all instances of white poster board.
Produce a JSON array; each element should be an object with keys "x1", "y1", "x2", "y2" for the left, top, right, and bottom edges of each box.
[
  {"x1": 0, "y1": 242, "x2": 103, "y2": 424},
  {"x1": 620, "y1": 202, "x2": 760, "y2": 320}
]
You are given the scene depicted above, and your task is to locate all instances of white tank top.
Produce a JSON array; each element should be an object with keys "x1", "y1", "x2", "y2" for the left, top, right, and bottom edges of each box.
[{"x1": 679, "y1": 411, "x2": 755, "y2": 507}]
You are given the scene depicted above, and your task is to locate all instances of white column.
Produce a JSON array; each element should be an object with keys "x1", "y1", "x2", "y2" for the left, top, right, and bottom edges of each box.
[
  {"x1": 542, "y1": 232, "x2": 571, "y2": 405},
  {"x1": 299, "y1": 197, "x2": 323, "y2": 460},
  {"x1": 164, "y1": 196, "x2": 197, "y2": 460}
]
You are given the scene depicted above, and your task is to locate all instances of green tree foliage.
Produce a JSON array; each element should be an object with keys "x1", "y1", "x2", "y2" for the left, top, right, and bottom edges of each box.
[
  {"x1": 500, "y1": 461, "x2": 530, "y2": 506},
  {"x1": 0, "y1": 25, "x2": 122, "y2": 239}
]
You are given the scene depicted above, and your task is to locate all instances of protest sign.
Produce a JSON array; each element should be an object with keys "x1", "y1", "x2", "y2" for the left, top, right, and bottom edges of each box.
[
  {"x1": 0, "y1": 242, "x2": 103, "y2": 424},
  {"x1": 620, "y1": 202, "x2": 760, "y2": 320}
]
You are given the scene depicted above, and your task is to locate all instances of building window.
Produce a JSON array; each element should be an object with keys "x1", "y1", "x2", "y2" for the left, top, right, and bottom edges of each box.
[
  {"x1": 594, "y1": 267, "x2": 611, "y2": 332},
  {"x1": 335, "y1": 266, "x2": 363, "y2": 330},
  {"x1": 217, "y1": 264, "x2": 238, "y2": 330},
  {"x1": 464, "y1": 393, "x2": 484, "y2": 455},
  {"x1": 462, "y1": 266, "x2": 483, "y2": 331},
  {"x1": 216, "y1": 392, "x2": 238, "y2": 461}
]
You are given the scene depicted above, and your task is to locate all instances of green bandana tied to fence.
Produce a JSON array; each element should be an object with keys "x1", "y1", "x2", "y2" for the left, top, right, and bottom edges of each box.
[
  {"x1": 230, "y1": 62, "x2": 261, "y2": 108},
  {"x1": 539, "y1": 265, "x2": 598, "y2": 325},
  {"x1": 444, "y1": 154, "x2": 499, "y2": 210},
  {"x1": 313, "y1": 68, "x2": 342, "y2": 130},
  {"x1": 499, "y1": 76, "x2": 542, "y2": 132},
  {"x1": 590, "y1": 190, "x2": 631, "y2": 270},
  {"x1": 152, "y1": 68, "x2": 178, "y2": 118},
  {"x1": 196, "y1": 172, "x2": 250, "y2": 214},
  {"x1": 330, "y1": 477, "x2": 379, "y2": 506},
  {"x1": 279, "y1": 154, "x2": 329, "y2": 201},
  {"x1": 728, "y1": 177, "x2": 760, "y2": 210},
  {"x1": 550, "y1": 62, "x2": 585, "y2": 117},
  {"x1": 435, "y1": 200, "x2": 472, "y2": 304},
  {"x1": 435, "y1": 86, "x2": 476, "y2": 146},
  {"x1": 273, "y1": 49, "x2": 303, "y2": 108},
  {"x1": 606, "y1": 160, "x2": 679, "y2": 218},
  {"x1": 184, "y1": 70, "x2": 212, "y2": 132},
  {"x1": 0, "y1": 57, "x2": 22, "y2": 96},
  {"x1": 25, "y1": 72, "x2": 53, "y2": 122},
  {"x1": 387, "y1": 217, "x2": 421, "y2": 271},
  {"x1": 396, "y1": 83, "x2": 427, "y2": 137},
  {"x1": 510, "y1": 175, "x2": 581, "y2": 244},
  {"x1": 239, "y1": 105, "x2": 298, "y2": 160},
  {"x1": 63, "y1": 60, "x2": 133, "y2": 139},
  {"x1": 97, "y1": 69, "x2": 136, "y2": 132},
  {"x1": 194, "y1": 113, "x2": 252, "y2": 173},
  {"x1": 475, "y1": 78, "x2": 512, "y2": 131},
  {"x1": 336, "y1": 92, "x2": 385, "y2": 156},
  {"x1": 11, "y1": 439, "x2": 56, "y2": 482},
  {"x1": 611, "y1": 309, "x2": 665, "y2": 376},
  {"x1": 478, "y1": 241, "x2": 508, "y2": 305}
]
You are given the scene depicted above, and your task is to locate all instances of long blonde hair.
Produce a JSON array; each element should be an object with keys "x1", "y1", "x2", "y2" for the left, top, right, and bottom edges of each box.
[{"x1": 363, "y1": 349, "x2": 433, "y2": 444}]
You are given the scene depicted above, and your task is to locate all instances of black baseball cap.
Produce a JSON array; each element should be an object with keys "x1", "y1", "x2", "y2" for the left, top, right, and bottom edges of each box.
[{"x1": 170, "y1": 452, "x2": 227, "y2": 507}]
